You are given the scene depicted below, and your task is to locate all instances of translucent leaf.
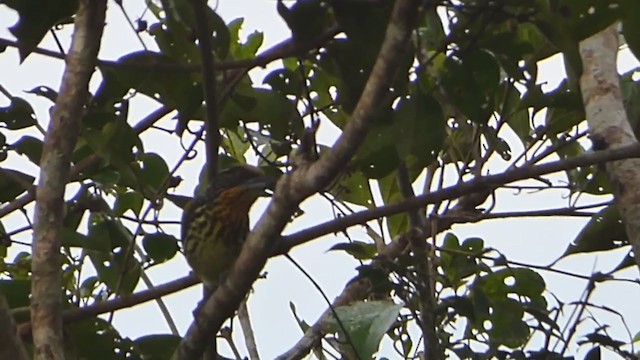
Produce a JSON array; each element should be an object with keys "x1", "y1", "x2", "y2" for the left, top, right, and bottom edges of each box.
[
  {"x1": 323, "y1": 300, "x2": 402, "y2": 359},
  {"x1": 328, "y1": 241, "x2": 377, "y2": 260}
]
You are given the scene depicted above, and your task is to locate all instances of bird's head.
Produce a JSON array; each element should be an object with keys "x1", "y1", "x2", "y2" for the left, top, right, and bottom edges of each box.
[{"x1": 207, "y1": 165, "x2": 275, "y2": 209}]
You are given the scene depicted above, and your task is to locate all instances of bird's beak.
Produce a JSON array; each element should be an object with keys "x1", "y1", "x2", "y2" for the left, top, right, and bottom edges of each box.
[{"x1": 242, "y1": 174, "x2": 277, "y2": 197}]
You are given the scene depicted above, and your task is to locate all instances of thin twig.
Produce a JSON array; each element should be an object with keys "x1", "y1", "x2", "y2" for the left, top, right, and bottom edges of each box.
[
  {"x1": 237, "y1": 300, "x2": 260, "y2": 360},
  {"x1": 175, "y1": 1, "x2": 425, "y2": 358},
  {"x1": 276, "y1": 144, "x2": 640, "y2": 255},
  {"x1": 18, "y1": 275, "x2": 199, "y2": 338},
  {"x1": 191, "y1": 0, "x2": 220, "y2": 180}
]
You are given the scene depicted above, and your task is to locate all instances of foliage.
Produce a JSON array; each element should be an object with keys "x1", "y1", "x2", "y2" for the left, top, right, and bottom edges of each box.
[{"x1": 0, "y1": 0, "x2": 639, "y2": 359}]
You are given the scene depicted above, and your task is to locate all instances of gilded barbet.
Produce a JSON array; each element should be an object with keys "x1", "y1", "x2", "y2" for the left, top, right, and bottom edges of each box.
[{"x1": 181, "y1": 165, "x2": 273, "y2": 288}]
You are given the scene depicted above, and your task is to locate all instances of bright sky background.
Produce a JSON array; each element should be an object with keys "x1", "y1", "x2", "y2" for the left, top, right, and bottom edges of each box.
[{"x1": 1, "y1": 1, "x2": 639, "y2": 359}]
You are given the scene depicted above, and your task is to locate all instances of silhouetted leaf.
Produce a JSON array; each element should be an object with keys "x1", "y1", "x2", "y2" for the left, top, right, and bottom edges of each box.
[
  {"x1": 328, "y1": 241, "x2": 377, "y2": 260},
  {"x1": 0, "y1": 97, "x2": 36, "y2": 129},
  {"x1": 134, "y1": 334, "x2": 181, "y2": 360},
  {"x1": 142, "y1": 233, "x2": 180, "y2": 264},
  {"x1": 558, "y1": 205, "x2": 627, "y2": 260},
  {"x1": 2, "y1": 0, "x2": 77, "y2": 61}
]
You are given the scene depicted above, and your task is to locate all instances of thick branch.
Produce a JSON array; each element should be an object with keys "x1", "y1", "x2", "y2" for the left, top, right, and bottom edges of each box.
[
  {"x1": 276, "y1": 144, "x2": 640, "y2": 254},
  {"x1": 0, "y1": 23, "x2": 339, "y2": 220},
  {"x1": 579, "y1": 25, "x2": 640, "y2": 270},
  {"x1": 174, "y1": 1, "x2": 424, "y2": 358},
  {"x1": 0, "y1": 296, "x2": 28, "y2": 360},
  {"x1": 30, "y1": 1, "x2": 106, "y2": 359}
]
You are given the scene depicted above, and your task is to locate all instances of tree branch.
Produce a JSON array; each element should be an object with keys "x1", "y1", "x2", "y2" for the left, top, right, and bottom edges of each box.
[
  {"x1": 0, "y1": 22, "x2": 339, "y2": 220},
  {"x1": 275, "y1": 278, "x2": 373, "y2": 360},
  {"x1": 0, "y1": 296, "x2": 28, "y2": 360},
  {"x1": 30, "y1": 1, "x2": 107, "y2": 358},
  {"x1": 174, "y1": 1, "x2": 425, "y2": 358},
  {"x1": 578, "y1": 24, "x2": 640, "y2": 270},
  {"x1": 276, "y1": 144, "x2": 640, "y2": 254},
  {"x1": 19, "y1": 275, "x2": 198, "y2": 339},
  {"x1": 0, "y1": 23, "x2": 340, "y2": 73},
  {"x1": 237, "y1": 300, "x2": 260, "y2": 360}
]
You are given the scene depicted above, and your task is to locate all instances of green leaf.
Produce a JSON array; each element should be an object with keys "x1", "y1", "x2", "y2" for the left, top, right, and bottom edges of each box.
[
  {"x1": 544, "y1": 106, "x2": 584, "y2": 136},
  {"x1": 61, "y1": 227, "x2": 110, "y2": 252},
  {"x1": 240, "y1": 30, "x2": 264, "y2": 57},
  {"x1": 209, "y1": 10, "x2": 231, "y2": 60},
  {"x1": 2, "y1": 0, "x2": 78, "y2": 61},
  {"x1": 87, "y1": 220, "x2": 141, "y2": 295},
  {"x1": 134, "y1": 334, "x2": 181, "y2": 360},
  {"x1": 81, "y1": 115, "x2": 141, "y2": 168},
  {"x1": 0, "y1": 279, "x2": 30, "y2": 309},
  {"x1": 0, "y1": 168, "x2": 35, "y2": 203},
  {"x1": 476, "y1": 268, "x2": 545, "y2": 301},
  {"x1": 623, "y1": 6, "x2": 640, "y2": 62},
  {"x1": 508, "y1": 268, "x2": 546, "y2": 298},
  {"x1": 68, "y1": 317, "x2": 136, "y2": 359},
  {"x1": 356, "y1": 125, "x2": 400, "y2": 179},
  {"x1": 328, "y1": 241, "x2": 377, "y2": 260},
  {"x1": 488, "y1": 298, "x2": 529, "y2": 348},
  {"x1": 114, "y1": 191, "x2": 144, "y2": 216},
  {"x1": 229, "y1": 17, "x2": 264, "y2": 60},
  {"x1": 608, "y1": 252, "x2": 636, "y2": 274},
  {"x1": 106, "y1": 51, "x2": 203, "y2": 123},
  {"x1": 222, "y1": 85, "x2": 303, "y2": 140},
  {"x1": 148, "y1": 0, "x2": 229, "y2": 60},
  {"x1": 330, "y1": 171, "x2": 372, "y2": 207},
  {"x1": 12, "y1": 135, "x2": 43, "y2": 165},
  {"x1": 0, "y1": 97, "x2": 37, "y2": 129},
  {"x1": 139, "y1": 152, "x2": 171, "y2": 196},
  {"x1": 25, "y1": 86, "x2": 58, "y2": 102},
  {"x1": 264, "y1": 67, "x2": 303, "y2": 97},
  {"x1": 92, "y1": 170, "x2": 121, "y2": 188},
  {"x1": 142, "y1": 233, "x2": 180, "y2": 263},
  {"x1": 323, "y1": 300, "x2": 402, "y2": 359},
  {"x1": 584, "y1": 346, "x2": 601, "y2": 360},
  {"x1": 279, "y1": 0, "x2": 333, "y2": 44},
  {"x1": 221, "y1": 127, "x2": 251, "y2": 161},
  {"x1": 394, "y1": 86, "x2": 446, "y2": 165},
  {"x1": 438, "y1": 52, "x2": 497, "y2": 122},
  {"x1": 289, "y1": 301, "x2": 311, "y2": 333},
  {"x1": 558, "y1": 205, "x2": 627, "y2": 260},
  {"x1": 440, "y1": 235, "x2": 483, "y2": 288}
]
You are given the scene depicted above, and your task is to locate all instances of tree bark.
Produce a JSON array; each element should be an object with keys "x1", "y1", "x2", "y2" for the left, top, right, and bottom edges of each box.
[
  {"x1": 31, "y1": 1, "x2": 107, "y2": 359},
  {"x1": 578, "y1": 24, "x2": 640, "y2": 270}
]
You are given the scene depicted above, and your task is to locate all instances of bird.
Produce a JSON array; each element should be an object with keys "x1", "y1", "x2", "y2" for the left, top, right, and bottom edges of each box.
[{"x1": 181, "y1": 164, "x2": 274, "y2": 289}]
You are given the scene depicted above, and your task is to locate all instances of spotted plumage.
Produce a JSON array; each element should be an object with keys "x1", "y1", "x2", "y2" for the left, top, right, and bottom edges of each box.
[{"x1": 181, "y1": 165, "x2": 272, "y2": 287}]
